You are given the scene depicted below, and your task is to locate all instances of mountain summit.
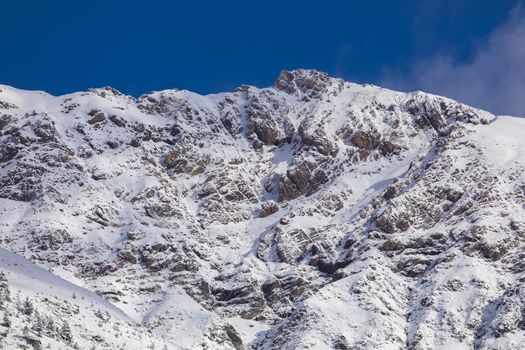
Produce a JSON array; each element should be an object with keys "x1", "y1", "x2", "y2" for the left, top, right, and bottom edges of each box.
[{"x1": 1, "y1": 71, "x2": 524, "y2": 349}]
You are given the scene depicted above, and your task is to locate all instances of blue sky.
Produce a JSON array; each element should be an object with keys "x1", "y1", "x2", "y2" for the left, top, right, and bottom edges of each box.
[{"x1": 1, "y1": 1, "x2": 524, "y2": 115}]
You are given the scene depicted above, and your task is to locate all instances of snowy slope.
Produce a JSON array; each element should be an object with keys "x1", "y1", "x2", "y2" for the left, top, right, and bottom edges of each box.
[
  {"x1": 1, "y1": 70, "x2": 525, "y2": 349},
  {"x1": 0, "y1": 248, "x2": 174, "y2": 349}
]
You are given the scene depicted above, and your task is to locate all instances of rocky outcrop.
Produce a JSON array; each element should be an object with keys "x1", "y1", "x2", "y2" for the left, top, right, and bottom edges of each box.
[{"x1": 275, "y1": 69, "x2": 334, "y2": 98}]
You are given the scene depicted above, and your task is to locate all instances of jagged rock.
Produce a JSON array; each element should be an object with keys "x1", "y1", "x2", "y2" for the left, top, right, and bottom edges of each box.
[
  {"x1": 137, "y1": 92, "x2": 177, "y2": 115},
  {"x1": 33, "y1": 118, "x2": 58, "y2": 142},
  {"x1": 262, "y1": 279, "x2": 281, "y2": 306},
  {"x1": 446, "y1": 189, "x2": 463, "y2": 203},
  {"x1": 222, "y1": 324, "x2": 244, "y2": 350},
  {"x1": 118, "y1": 249, "x2": 138, "y2": 264},
  {"x1": 383, "y1": 185, "x2": 397, "y2": 200},
  {"x1": 246, "y1": 92, "x2": 294, "y2": 146},
  {"x1": 299, "y1": 125, "x2": 339, "y2": 157},
  {"x1": 0, "y1": 114, "x2": 13, "y2": 130},
  {"x1": 396, "y1": 257, "x2": 431, "y2": 277},
  {"x1": 0, "y1": 101, "x2": 17, "y2": 109},
  {"x1": 379, "y1": 239, "x2": 405, "y2": 252},
  {"x1": 278, "y1": 175, "x2": 302, "y2": 202},
  {"x1": 275, "y1": 69, "x2": 332, "y2": 98},
  {"x1": 91, "y1": 168, "x2": 110, "y2": 180},
  {"x1": 129, "y1": 138, "x2": 140, "y2": 147},
  {"x1": 87, "y1": 110, "x2": 106, "y2": 124},
  {"x1": 260, "y1": 201, "x2": 279, "y2": 218},
  {"x1": 375, "y1": 213, "x2": 411, "y2": 234},
  {"x1": 109, "y1": 114, "x2": 126, "y2": 127},
  {"x1": 0, "y1": 143, "x2": 18, "y2": 162},
  {"x1": 33, "y1": 229, "x2": 73, "y2": 251},
  {"x1": 170, "y1": 258, "x2": 199, "y2": 273},
  {"x1": 212, "y1": 285, "x2": 255, "y2": 302},
  {"x1": 145, "y1": 203, "x2": 182, "y2": 219},
  {"x1": 106, "y1": 140, "x2": 120, "y2": 149},
  {"x1": 333, "y1": 335, "x2": 350, "y2": 350},
  {"x1": 277, "y1": 157, "x2": 330, "y2": 202},
  {"x1": 313, "y1": 256, "x2": 352, "y2": 275},
  {"x1": 142, "y1": 250, "x2": 170, "y2": 271},
  {"x1": 379, "y1": 140, "x2": 401, "y2": 155},
  {"x1": 351, "y1": 130, "x2": 380, "y2": 150}
]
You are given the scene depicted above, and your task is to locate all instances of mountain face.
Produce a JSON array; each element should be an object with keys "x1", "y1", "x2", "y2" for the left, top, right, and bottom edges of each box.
[{"x1": 0, "y1": 69, "x2": 524, "y2": 349}]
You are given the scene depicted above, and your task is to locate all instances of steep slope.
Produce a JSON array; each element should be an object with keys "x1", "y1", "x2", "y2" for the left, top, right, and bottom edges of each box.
[
  {"x1": 0, "y1": 70, "x2": 524, "y2": 349},
  {"x1": 0, "y1": 248, "x2": 171, "y2": 349}
]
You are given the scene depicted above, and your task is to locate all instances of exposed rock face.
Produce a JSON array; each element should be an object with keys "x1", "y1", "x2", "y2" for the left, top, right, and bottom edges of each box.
[
  {"x1": 275, "y1": 69, "x2": 333, "y2": 98},
  {"x1": 259, "y1": 201, "x2": 279, "y2": 218},
  {"x1": 0, "y1": 71, "x2": 524, "y2": 349},
  {"x1": 246, "y1": 93, "x2": 294, "y2": 146},
  {"x1": 350, "y1": 130, "x2": 380, "y2": 150}
]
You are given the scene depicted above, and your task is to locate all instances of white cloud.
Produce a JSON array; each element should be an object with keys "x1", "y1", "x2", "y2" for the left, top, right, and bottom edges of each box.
[{"x1": 382, "y1": 5, "x2": 525, "y2": 117}]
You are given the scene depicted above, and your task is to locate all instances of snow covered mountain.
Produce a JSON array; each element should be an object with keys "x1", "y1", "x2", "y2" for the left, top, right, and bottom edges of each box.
[{"x1": 1, "y1": 69, "x2": 524, "y2": 349}]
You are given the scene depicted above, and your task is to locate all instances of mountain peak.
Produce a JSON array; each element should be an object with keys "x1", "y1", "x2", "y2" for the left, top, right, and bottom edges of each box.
[
  {"x1": 274, "y1": 69, "x2": 336, "y2": 96},
  {"x1": 0, "y1": 74, "x2": 523, "y2": 349}
]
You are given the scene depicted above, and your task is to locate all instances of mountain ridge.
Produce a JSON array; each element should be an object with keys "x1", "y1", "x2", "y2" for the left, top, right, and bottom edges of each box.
[{"x1": 1, "y1": 70, "x2": 524, "y2": 349}]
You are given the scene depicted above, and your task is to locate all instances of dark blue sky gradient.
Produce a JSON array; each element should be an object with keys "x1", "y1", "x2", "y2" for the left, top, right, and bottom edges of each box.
[{"x1": 1, "y1": 0, "x2": 520, "y2": 96}]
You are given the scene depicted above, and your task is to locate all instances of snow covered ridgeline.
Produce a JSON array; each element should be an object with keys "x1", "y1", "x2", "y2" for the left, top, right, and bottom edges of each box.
[{"x1": 1, "y1": 70, "x2": 525, "y2": 349}]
